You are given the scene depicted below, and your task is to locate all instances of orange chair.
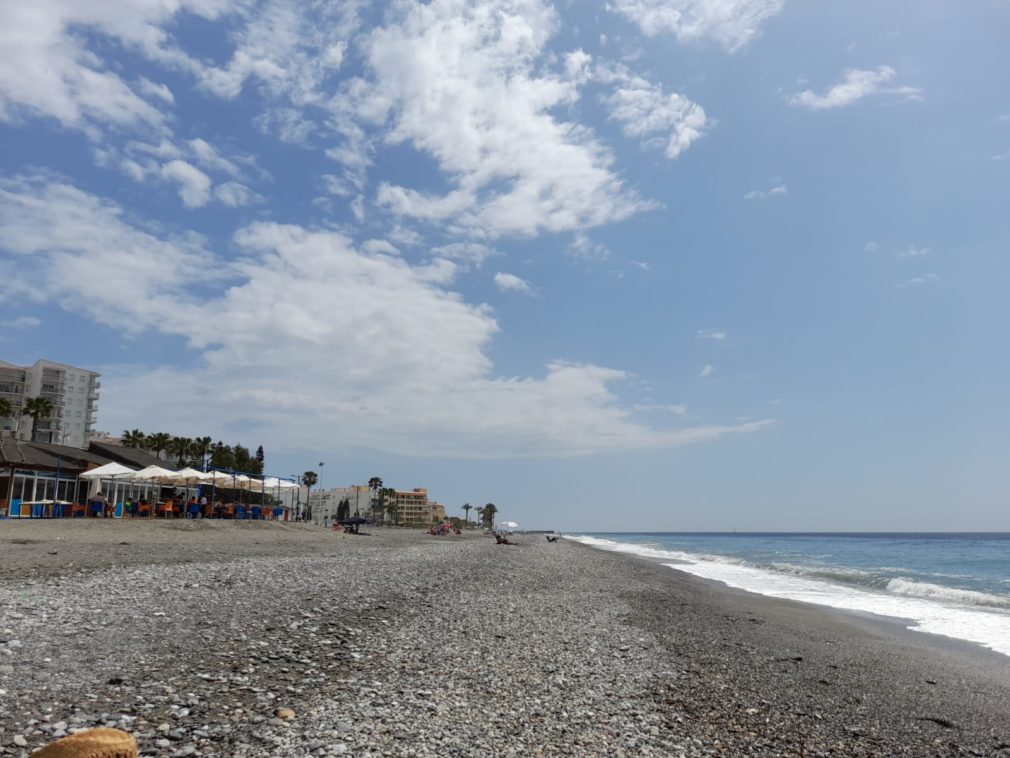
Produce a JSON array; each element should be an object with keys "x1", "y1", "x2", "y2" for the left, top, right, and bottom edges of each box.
[
  {"x1": 158, "y1": 499, "x2": 176, "y2": 518},
  {"x1": 71, "y1": 502, "x2": 87, "y2": 518},
  {"x1": 137, "y1": 501, "x2": 152, "y2": 517},
  {"x1": 222, "y1": 504, "x2": 234, "y2": 519}
]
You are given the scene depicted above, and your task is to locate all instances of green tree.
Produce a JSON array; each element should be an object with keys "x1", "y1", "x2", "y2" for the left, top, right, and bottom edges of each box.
[
  {"x1": 337, "y1": 497, "x2": 350, "y2": 521},
  {"x1": 481, "y1": 502, "x2": 497, "y2": 531},
  {"x1": 193, "y1": 436, "x2": 213, "y2": 469},
  {"x1": 461, "y1": 502, "x2": 472, "y2": 527},
  {"x1": 168, "y1": 436, "x2": 192, "y2": 466},
  {"x1": 254, "y1": 445, "x2": 265, "y2": 474},
  {"x1": 23, "y1": 396, "x2": 55, "y2": 443},
  {"x1": 385, "y1": 499, "x2": 399, "y2": 527},
  {"x1": 146, "y1": 432, "x2": 171, "y2": 460},
  {"x1": 301, "y1": 470, "x2": 318, "y2": 521},
  {"x1": 210, "y1": 441, "x2": 232, "y2": 469},
  {"x1": 121, "y1": 429, "x2": 146, "y2": 448},
  {"x1": 368, "y1": 477, "x2": 382, "y2": 520},
  {"x1": 233, "y1": 444, "x2": 254, "y2": 472},
  {"x1": 0, "y1": 398, "x2": 13, "y2": 432}
]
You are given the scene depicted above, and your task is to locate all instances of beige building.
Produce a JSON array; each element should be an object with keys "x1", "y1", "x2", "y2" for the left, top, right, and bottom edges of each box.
[
  {"x1": 430, "y1": 502, "x2": 447, "y2": 523},
  {"x1": 0, "y1": 359, "x2": 100, "y2": 448},
  {"x1": 391, "y1": 487, "x2": 431, "y2": 527}
]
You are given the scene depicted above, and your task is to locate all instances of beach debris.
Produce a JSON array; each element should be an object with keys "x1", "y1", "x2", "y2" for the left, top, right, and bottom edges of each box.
[{"x1": 274, "y1": 707, "x2": 296, "y2": 720}]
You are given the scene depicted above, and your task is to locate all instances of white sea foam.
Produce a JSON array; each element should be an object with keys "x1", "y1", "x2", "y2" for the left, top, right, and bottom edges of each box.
[
  {"x1": 886, "y1": 578, "x2": 1010, "y2": 608},
  {"x1": 567, "y1": 535, "x2": 1010, "y2": 657}
]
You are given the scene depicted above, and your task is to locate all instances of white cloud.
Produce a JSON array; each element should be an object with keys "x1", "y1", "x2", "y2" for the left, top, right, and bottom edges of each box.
[
  {"x1": 896, "y1": 273, "x2": 940, "y2": 288},
  {"x1": 214, "y1": 181, "x2": 264, "y2": 208},
  {"x1": 161, "y1": 160, "x2": 212, "y2": 208},
  {"x1": 494, "y1": 272, "x2": 533, "y2": 294},
  {"x1": 744, "y1": 184, "x2": 786, "y2": 200},
  {"x1": 1, "y1": 316, "x2": 41, "y2": 329},
  {"x1": 570, "y1": 233, "x2": 609, "y2": 260},
  {"x1": 698, "y1": 364, "x2": 715, "y2": 378},
  {"x1": 359, "y1": 0, "x2": 652, "y2": 237},
  {"x1": 864, "y1": 241, "x2": 880, "y2": 252},
  {"x1": 632, "y1": 260, "x2": 651, "y2": 271},
  {"x1": 187, "y1": 138, "x2": 243, "y2": 178},
  {"x1": 697, "y1": 329, "x2": 727, "y2": 340},
  {"x1": 602, "y1": 71, "x2": 708, "y2": 159},
  {"x1": 361, "y1": 239, "x2": 400, "y2": 256},
  {"x1": 430, "y1": 242, "x2": 499, "y2": 267},
  {"x1": 612, "y1": 0, "x2": 784, "y2": 52},
  {"x1": 790, "y1": 66, "x2": 922, "y2": 111},
  {"x1": 0, "y1": 176, "x2": 770, "y2": 457},
  {"x1": 137, "y1": 78, "x2": 175, "y2": 105},
  {"x1": 0, "y1": 175, "x2": 216, "y2": 332},
  {"x1": 898, "y1": 246, "x2": 930, "y2": 258},
  {"x1": 0, "y1": 1, "x2": 232, "y2": 134}
]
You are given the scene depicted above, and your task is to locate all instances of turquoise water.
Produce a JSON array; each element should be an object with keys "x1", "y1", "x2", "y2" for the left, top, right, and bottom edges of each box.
[{"x1": 569, "y1": 532, "x2": 1010, "y2": 656}]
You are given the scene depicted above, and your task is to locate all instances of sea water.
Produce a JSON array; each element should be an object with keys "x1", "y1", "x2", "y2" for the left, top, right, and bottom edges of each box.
[{"x1": 568, "y1": 532, "x2": 1010, "y2": 657}]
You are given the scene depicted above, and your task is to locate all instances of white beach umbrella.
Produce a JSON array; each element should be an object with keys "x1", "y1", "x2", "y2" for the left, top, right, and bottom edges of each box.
[
  {"x1": 79, "y1": 462, "x2": 137, "y2": 502},
  {"x1": 170, "y1": 467, "x2": 211, "y2": 483},
  {"x1": 131, "y1": 465, "x2": 177, "y2": 481},
  {"x1": 502, "y1": 521, "x2": 519, "y2": 530},
  {"x1": 79, "y1": 462, "x2": 137, "y2": 479}
]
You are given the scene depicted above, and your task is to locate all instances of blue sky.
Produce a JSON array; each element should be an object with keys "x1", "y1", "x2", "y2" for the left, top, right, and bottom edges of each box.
[{"x1": 1, "y1": 0, "x2": 1008, "y2": 531}]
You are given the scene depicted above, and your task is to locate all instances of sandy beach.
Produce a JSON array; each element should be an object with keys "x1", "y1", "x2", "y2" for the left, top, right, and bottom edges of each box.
[{"x1": 2, "y1": 521, "x2": 1009, "y2": 757}]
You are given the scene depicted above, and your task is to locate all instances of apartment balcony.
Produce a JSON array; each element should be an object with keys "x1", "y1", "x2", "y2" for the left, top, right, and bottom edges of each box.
[{"x1": 90, "y1": 380, "x2": 102, "y2": 389}]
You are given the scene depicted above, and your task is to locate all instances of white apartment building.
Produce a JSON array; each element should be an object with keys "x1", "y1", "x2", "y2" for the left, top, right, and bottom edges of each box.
[
  {"x1": 0, "y1": 359, "x2": 101, "y2": 448},
  {"x1": 308, "y1": 485, "x2": 371, "y2": 526}
]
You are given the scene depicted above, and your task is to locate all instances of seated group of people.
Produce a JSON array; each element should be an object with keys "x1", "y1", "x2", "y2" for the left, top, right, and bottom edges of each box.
[
  {"x1": 428, "y1": 522, "x2": 462, "y2": 536},
  {"x1": 89, "y1": 494, "x2": 274, "y2": 519}
]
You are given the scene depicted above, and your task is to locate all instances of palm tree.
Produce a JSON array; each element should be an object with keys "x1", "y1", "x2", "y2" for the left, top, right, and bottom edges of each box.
[
  {"x1": 461, "y1": 502, "x2": 472, "y2": 527},
  {"x1": 381, "y1": 487, "x2": 396, "y2": 526},
  {"x1": 23, "y1": 396, "x2": 55, "y2": 443},
  {"x1": 385, "y1": 500, "x2": 399, "y2": 527},
  {"x1": 0, "y1": 398, "x2": 13, "y2": 434},
  {"x1": 368, "y1": 477, "x2": 382, "y2": 520},
  {"x1": 301, "y1": 470, "x2": 318, "y2": 521},
  {"x1": 168, "y1": 436, "x2": 192, "y2": 466},
  {"x1": 146, "y1": 432, "x2": 171, "y2": 461},
  {"x1": 193, "y1": 436, "x2": 213, "y2": 469},
  {"x1": 482, "y1": 502, "x2": 497, "y2": 531},
  {"x1": 121, "y1": 429, "x2": 146, "y2": 448}
]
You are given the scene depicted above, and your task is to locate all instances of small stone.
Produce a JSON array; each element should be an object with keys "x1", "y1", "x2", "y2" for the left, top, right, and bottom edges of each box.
[
  {"x1": 274, "y1": 707, "x2": 296, "y2": 720},
  {"x1": 107, "y1": 676, "x2": 124, "y2": 685},
  {"x1": 13, "y1": 735, "x2": 28, "y2": 747}
]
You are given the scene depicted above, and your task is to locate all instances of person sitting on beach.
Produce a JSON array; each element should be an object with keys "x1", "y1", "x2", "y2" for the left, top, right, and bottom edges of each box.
[
  {"x1": 546, "y1": 535, "x2": 559, "y2": 543},
  {"x1": 495, "y1": 532, "x2": 517, "y2": 545},
  {"x1": 90, "y1": 492, "x2": 107, "y2": 518}
]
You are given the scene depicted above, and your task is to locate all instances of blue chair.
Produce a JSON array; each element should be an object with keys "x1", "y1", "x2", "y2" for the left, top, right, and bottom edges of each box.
[
  {"x1": 251, "y1": 506, "x2": 262, "y2": 520},
  {"x1": 235, "y1": 505, "x2": 246, "y2": 520}
]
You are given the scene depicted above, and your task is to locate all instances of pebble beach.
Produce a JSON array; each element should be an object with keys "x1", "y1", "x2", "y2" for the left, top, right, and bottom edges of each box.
[{"x1": 2, "y1": 521, "x2": 1010, "y2": 757}]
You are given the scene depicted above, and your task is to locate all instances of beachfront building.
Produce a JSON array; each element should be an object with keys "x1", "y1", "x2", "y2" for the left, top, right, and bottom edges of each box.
[
  {"x1": 308, "y1": 485, "x2": 371, "y2": 527},
  {"x1": 391, "y1": 487, "x2": 431, "y2": 527},
  {"x1": 430, "y1": 502, "x2": 446, "y2": 524},
  {"x1": 0, "y1": 359, "x2": 100, "y2": 448}
]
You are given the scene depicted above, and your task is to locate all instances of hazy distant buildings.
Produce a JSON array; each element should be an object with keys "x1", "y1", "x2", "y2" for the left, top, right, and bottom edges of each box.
[
  {"x1": 308, "y1": 485, "x2": 371, "y2": 526},
  {"x1": 0, "y1": 359, "x2": 100, "y2": 448}
]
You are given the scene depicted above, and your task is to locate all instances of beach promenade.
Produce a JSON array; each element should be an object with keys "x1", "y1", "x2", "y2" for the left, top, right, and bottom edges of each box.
[{"x1": 1, "y1": 522, "x2": 1009, "y2": 756}]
